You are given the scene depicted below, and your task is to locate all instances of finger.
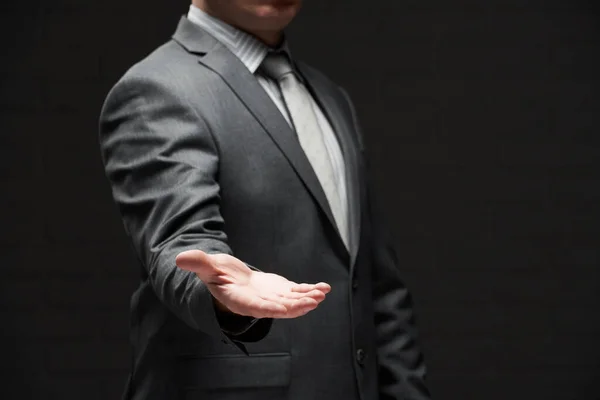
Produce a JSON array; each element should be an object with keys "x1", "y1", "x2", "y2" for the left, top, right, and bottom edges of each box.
[
  {"x1": 258, "y1": 294, "x2": 319, "y2": 318},
  {"x1": 278, "y1": 289, "x2": 326, "y2": 303},
  {"x1": 315, "y1": 282, "x2": 332, "y2": 294},
  {"x1": 280, "y1": 298, "x2": 319, "y2": 319},
  {"x1": 274, "y1": 289, "x2": 319, "y2": 300},
  {"x1": 273, "y1": 291, "x2": 306, "y2": 300},
  {"x1": 290, "y1": 283, "x2": 319, "y2": 293},
  {"x1": 286, "y1": 297, "x2": 318, "y2": 313},
  {"x1": 175, "y1": 250, "x2": 213, "y2": 274},
  {"x1": 295, "y1": 297, "x2": 319, "y2": 309},
  {"x1": 260, "y1": 293, "x2": 303, "y2": 311},
  {"x1": 246, "y1": 297, "x2": 288, "y2": 319},
  {"x1": 291, "y1": 282, "x2": 331, "y2": 295},
  {"x1": 303, "y1": 289, "x2": 326, "y2": 303}
]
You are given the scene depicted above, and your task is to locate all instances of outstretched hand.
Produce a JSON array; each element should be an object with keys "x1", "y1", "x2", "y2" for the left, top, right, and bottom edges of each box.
[{"x1": 175, "y1": 250, "x2": 331, "y2": 319}]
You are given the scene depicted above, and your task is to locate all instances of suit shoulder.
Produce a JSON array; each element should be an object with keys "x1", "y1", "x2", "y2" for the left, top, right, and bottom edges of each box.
[{"x1": 106, "y1": 40, "x2": 205, "y2": 99}]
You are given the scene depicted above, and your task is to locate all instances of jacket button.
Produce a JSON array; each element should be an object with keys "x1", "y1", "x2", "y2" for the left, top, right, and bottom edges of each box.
[
  {"x1": 352, "y1": 279, "x2": 359, "y2": 290},
  {"x1": 356, "y1": 348, "x2": 366, "y2": 365}
]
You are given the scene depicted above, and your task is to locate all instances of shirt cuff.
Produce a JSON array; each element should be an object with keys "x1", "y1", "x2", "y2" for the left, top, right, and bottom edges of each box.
[{"x1": 214, "y1": 305, "x2": 260, "y2": 336}]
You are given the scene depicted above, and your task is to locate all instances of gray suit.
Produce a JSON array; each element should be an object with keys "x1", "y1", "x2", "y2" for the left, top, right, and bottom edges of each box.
[{"x1": 99, "y1": 16, "x2": 430, "y2": 400}]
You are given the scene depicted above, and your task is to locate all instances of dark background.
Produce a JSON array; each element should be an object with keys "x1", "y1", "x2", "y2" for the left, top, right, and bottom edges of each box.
[{"x1": 1, "y1": 0, "x2": 599, "y2": 399}]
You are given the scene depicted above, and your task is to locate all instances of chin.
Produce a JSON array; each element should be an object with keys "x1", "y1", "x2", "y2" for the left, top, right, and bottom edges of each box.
[{"x1": 251, "y1": 3, "x2": 300, "y2": 25}]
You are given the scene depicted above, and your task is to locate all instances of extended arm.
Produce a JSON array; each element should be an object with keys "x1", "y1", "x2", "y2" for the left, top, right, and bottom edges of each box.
[{"x1": 99, "y1": 75, "x2": 270, "y2": 343}]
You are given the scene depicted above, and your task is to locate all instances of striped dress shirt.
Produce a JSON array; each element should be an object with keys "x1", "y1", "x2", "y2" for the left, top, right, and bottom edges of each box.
[{"x1": 187, "y1": 5, "x2": 350, "y2": 248}]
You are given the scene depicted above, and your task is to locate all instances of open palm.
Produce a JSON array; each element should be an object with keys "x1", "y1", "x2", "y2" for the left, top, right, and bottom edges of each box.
[{"x1": 176, "y1": 250, "x2": 331, "y2": 319}]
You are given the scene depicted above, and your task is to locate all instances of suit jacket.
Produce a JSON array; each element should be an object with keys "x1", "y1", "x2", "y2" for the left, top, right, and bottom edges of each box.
[{"x1": 99, "y1": 16, "x2": 430, "y2": 400}]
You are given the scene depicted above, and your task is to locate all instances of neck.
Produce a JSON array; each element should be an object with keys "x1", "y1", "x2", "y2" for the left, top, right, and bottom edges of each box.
[
  {"x1": 248, "y1": 30, "x2": 283, "y2": 48},
  {"x1": 193, "y1": 1, "x2": 283, "y2": 47}
]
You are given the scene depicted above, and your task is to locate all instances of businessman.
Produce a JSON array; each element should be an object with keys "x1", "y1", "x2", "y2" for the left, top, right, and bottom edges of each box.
[{"x1": 99, "y1": 1, "x2": 431, "y2": 399}]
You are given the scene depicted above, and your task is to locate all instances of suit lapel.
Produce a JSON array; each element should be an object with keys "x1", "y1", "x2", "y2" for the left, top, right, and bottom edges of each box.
[
  {"x1": 296, "y1": 62, "x2": 363, "y2": 268},
  {"x1": 172, "y1": 17, "x2": 349, "y2": 260}
]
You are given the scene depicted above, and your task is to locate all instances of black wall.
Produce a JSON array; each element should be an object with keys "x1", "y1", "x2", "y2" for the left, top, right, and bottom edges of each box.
[{"x1": 1, "y1": 0, "x2": 599, "y2": 399}]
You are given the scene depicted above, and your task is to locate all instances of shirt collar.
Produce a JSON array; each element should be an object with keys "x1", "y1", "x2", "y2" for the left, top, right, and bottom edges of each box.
[{"x1": 187, "y1": 4, "x2": 293, "y2": 74}]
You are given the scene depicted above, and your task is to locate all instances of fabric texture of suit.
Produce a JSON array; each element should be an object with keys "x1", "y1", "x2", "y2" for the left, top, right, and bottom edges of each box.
[{"x1": 99, "y1": 16, "x2": 430, "y2": 400}]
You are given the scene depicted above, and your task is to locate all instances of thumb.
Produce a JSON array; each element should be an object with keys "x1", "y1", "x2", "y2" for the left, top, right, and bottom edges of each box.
[{"x1": 175, "y1": 249, "x2": 214, "y2": 273}]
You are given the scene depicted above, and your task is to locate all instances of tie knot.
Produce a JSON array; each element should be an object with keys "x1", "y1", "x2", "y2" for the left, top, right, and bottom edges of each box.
[{"x1": 260, "y1": 53, "x2": 294, "y2": 81}]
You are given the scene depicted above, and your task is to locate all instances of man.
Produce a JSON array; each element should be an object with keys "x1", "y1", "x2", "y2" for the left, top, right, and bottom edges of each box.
[{"x1": 99, "y1": 1, "x2": 431, "y2": 399}]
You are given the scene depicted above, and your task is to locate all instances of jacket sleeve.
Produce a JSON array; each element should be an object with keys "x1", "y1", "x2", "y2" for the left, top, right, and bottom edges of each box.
[
  {"x1": 340, "y1": 87, "x2": 431, "y2": 400},
  {"x1": 98, "y1": 74, "x2": 272, "y2": 346}
]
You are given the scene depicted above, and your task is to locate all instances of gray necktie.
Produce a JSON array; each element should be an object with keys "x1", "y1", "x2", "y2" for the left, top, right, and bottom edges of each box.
[{"x1": 261, "y1": 53, "x2": 349, "y2": 249}]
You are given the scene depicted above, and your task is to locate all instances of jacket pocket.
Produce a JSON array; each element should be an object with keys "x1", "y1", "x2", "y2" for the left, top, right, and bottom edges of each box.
[{"x1": 177, "y1": 352, "x2": 291, "y2": 390}]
